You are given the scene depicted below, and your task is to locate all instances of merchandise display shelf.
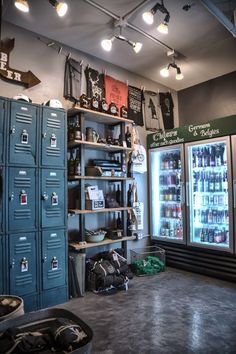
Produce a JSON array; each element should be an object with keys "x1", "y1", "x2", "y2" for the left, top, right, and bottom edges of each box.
[
  {"x1": 68, "y1": 139, "x2": 133, "y2": 151},
  {"x1": 69, "y1": 236, "x2": 136, "y2": 250},
  {"x1": 68, "y1": 175, "x2": 135, "y2": 181},
  {"x1": 68, "y1": 106, "x2": 134, "y2": 124},
  {"x1": 69, "y1": 207, "x2": 134, "y2": 215}
]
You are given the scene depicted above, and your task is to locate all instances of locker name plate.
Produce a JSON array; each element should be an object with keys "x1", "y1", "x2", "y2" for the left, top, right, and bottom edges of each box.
[{"x1": 50, "y1": 134, "x2": 57, "y2": 147}]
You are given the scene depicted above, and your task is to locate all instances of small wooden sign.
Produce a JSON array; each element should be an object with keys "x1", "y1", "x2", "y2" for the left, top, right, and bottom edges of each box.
[{"x1": 0, "y1": 38, "x2": 41, "y2": 88}]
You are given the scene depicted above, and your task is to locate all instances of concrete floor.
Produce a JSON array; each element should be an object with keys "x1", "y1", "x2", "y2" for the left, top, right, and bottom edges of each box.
[{"x1": 59, "y1": 267, "x2": 236, "y2": 354}]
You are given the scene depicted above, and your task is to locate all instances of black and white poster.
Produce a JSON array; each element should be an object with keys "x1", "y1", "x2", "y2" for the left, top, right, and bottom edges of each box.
[
  {"x1": 159, "y1": 92, "x2": 174, "y2": 129},
  {"x1": 128, "y1": 85, "x2": 144, "y2": 126},
  {"x1": 64, "y1": 58, "x2": 82, "y2": 103},
  {"x1": 144, "y1": 91, "x2": 164, "y2": 131},
  {"x1": 85, "y1": 66, "x2": 104, "y2": 100}
]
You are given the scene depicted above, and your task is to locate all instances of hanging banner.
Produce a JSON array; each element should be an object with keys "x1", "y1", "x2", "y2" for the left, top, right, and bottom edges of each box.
[
  {"x1": 147, "y1": 115, "x2": 236, "y2": 149},
  {"x1": 85, "y1": 66, "x2": 104, "y2": 100},
  {"x1": 104, "y1": 75, "x2": 128, "y2": 113},
  {"x1": 0, "y1": 38, "x2": 41, "y2": 88}
]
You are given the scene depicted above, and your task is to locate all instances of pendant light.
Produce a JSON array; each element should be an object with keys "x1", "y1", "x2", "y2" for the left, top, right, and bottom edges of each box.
[{"x1": 14, "y1": 0, "x2": 29, "y2": 13}]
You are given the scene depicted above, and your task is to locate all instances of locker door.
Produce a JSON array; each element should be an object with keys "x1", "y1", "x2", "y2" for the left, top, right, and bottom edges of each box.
[
  {"x1": 8, "y1": 167, "x2": 37, "y2": 231},
  {"x1": 0, "y1": 167, "x2": 3, "y2": 233},
  {"x1": 9, "y1": 100, "x2": 37, "y2": 166},
  {"x1": 9, "y1": 233, "x2": 37, "y2": 296},
  {"x1": 42, "y1": 229, "x2": 66, "y2": 290},
  {"x1": 0, "y1": 236, "x2": 3, "y2": 293},
  {"x1": 0, "y1": 98, "x2": 6, "y2": 164},
  {"x1": 41, "y1": 169, "x2": 65, "y2": 228},
  {"x1": 41, "y1": 107, "x2": 65, "y2": 167}
]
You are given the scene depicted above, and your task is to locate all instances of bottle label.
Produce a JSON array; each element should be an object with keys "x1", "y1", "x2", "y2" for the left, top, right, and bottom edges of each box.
[
  {"x1": 102, "y1": 103, "x2": 109, "y2": 111},
  {"x1": 92, "y1": 100, "x2": 99, "y2": 109},
  {"x1": 111, "y1": 106, "x2": 117, "y2": 114}
]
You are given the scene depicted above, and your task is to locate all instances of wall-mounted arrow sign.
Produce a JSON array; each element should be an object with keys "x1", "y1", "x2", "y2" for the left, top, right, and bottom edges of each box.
[{"x1": 0, "y1": 38, "x2": 41, "y2": 88}]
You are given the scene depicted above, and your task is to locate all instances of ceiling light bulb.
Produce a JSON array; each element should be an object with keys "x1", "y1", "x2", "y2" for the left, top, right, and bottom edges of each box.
[
  {"x1": 56, "y1": 2, "x2": 68, "y2": 17},
  {"x1": 142, "y1": 11, "x2": 154, "y2": 25},
  {"x1": 101, "y1": 39, "x2": 113, "y2": 52},
  {"x1": 157, "y1": 22, "x2": 169, "y2": 34},
  {"x1": 133, "y1": 42, "x2": 143, "y2": 54},
  {"x1": 14, "y1": 0, "x2": 29, "y2": 12},
  {"x1": 160, "y1": 67, "x2": 169, "y2": 78},
  {"x1": 176, "y1": 72, "x2": 184, "y2": 80}
]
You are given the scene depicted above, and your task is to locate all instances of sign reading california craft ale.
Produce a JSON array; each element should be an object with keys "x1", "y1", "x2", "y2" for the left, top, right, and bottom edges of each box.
[{"x1": 0, "y1": 38, "x2": 40, "y2": 88}]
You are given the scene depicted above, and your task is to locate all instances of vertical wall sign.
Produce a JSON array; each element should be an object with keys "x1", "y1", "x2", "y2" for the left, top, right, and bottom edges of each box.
[{"x1": 0, "y1": 38, "x2": 41, "y2": 88}]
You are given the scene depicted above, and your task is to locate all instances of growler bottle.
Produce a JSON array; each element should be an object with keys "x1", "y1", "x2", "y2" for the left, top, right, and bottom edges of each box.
[
  {"x1": 120, "y1": 105, "x2": 128, "y2": 118},
  {"x1": 73, "y1": 116, "x2": 81, "y2": 140},
  {"x1": 101, "y1": 97, "x2": 109, "y2": 113},
  {"x1": 109, "y1": 101, "x2": 118, "y2": 116},
  {"x1": 79, "y1": 93, "x2": 89, "y2": 109},
  {"x1": 91, "y1": 94, "x2": 99, "y2": 111}
]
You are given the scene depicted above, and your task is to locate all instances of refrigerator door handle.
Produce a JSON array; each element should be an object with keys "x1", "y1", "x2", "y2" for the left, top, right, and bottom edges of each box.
[
  {"x1": 186, "y1": 182, "x2": 189, "y2": 206},
  {"x1": 233, "y1": 180, "x2": 236, "y2": 208},
  {"x1": 181, "y1": 182, "x2": 185, "y2": 205}
]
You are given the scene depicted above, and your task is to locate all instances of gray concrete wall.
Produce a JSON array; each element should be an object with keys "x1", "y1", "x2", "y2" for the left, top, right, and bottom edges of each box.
[
  {"x1": 1, "y1": 21, "x2": 178, "y2": 257},
  {"x1": 178, "y1": 71, "x2": 236, "y2": 126}
]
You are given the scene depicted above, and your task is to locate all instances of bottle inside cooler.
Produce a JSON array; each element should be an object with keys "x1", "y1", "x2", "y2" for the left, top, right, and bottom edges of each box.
[
  {"x1": 159, "y1": 149, "x2": 183, "y2": 240},
  {"x1": 190, "y1": 141, "x2": 229, "y2": 247}
]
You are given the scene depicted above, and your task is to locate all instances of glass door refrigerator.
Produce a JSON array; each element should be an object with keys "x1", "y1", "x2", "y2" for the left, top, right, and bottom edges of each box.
[
  {"x1": 149, "y1": 144, "x2": 186, "y2": 243},
  {"x1": 185, "y1": 137, "x2": 233, "y2": 252}
]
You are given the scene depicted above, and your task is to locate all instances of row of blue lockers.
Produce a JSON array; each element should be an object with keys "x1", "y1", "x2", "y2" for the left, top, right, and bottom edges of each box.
[
  {"x1": 0, "y1": 229, "x2": 68, "y2": 311},
  {"x1": 0, "y1": 97, "x2": 66, "y2": 167}
]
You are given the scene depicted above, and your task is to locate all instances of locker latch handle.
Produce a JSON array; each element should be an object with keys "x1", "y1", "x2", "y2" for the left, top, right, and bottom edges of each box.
[
  {"x1": 21, "y1": 257, "x2": 28, "y2": 272},
  {"x1": 42, "y1": 193, "x2": 49, "y2": 201},
  {"x1": 10, "y1": 126, "x2": 16, "y2": 134},
  {"x1": 42, "y1": 132, "x2": 47, "y2": 138},
  {"x1": 9, "y1": 192, "x2": 14, "y2": 201}
]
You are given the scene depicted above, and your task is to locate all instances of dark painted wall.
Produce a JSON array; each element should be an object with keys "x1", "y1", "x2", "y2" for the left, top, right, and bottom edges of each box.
[{"x1": 178, "y1": 71, "x2": 236, "y2": 126}]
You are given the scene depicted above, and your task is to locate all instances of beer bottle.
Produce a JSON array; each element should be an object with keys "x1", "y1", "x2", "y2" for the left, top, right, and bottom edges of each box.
[
  {"x1": 109, "y1": 101, "x2": 118, "y2": 116},
  {"x1": 120, "y1": 105, "x2": 128, "y2": 118},
  {"x1": 74, "y1": 149, "x2": 81, "y2": 176},
  {"x1": 116, "y1": 184, "x2": 121, "y2": 206},
  {"x1": 79, "y1": 93, "x2": 89, "y2": 109},
  {"x1": 125, "y1": 126, "x2": 132, "y2": 148},
  {"x1": 68, "y1": 150, "x2": 75, "y2": 176},
  {"x1": 127, "y1": 152, "x2": 133, "y2": 177},
  {"x1": 91, "y1": 94, "x2": 99, "y2": 111},
  {"x1": 101, "y1": 98, "x2": 109, "y2": 113},
  {"x1": 127, "y1": 184, "x2": 134, "y2": 207},
  {"x1": 73, "y1": 116, "x2": 81, "y2": 140},
  {"x1": 68, "y1": 120, "x2": 74, "y2": 142},
  {"x1": 116, "y1": 212, "x2": 122, "y2": 229}
]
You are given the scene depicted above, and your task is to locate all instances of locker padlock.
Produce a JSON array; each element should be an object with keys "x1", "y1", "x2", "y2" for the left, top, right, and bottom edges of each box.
[
  {"x1": 21, "y1": 129, "x2": 28, "y2": 144},
  {"x1": 42, "y1": 193, "x2": 49, "y2": 201},
  {"x1": 50, "y1": 133, "x2": 57, "y2": 147},
  {"x1": 21, "y1": 257, "x2": 28, "y2": 272},
  {"x1": 20, "y1": 190, "x2": 27, "y2": 205},
  {"x1": 10, "y1": 126, "x2": 16, "y2": 134},
  {"x1": 9, "y1": 192, "x2": 14, "y2": 201},
  {"x1": 42, "y1": 132, "x2": 47, "y2": 138},
  {"x1": 51, "y1": 192, "x2": 58, "y2": 206},
  {"x1": 51, "y1": 256, "x2": 58, "y2": 270}
]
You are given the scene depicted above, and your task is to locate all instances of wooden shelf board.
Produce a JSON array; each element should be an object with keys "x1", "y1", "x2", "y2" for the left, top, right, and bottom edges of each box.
[
  {"x1": 69, "y1": 207, "x2": 134, "y2": 215},
  {"x1": 68, "y1": 175, "x2": 135, "y2": 181},
  {"x1": 69, "y1": 236, "x2": 136, "y2": 250},
  {"x1": 68, "y1": 139, "x2": 133, "y2": 152},
  {"x1": 68, "y1": 106, "x2": 134, "y2": 124}
]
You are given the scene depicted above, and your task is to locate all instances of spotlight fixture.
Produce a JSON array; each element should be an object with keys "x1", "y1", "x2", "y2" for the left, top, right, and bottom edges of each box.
[
  {"x1": 14, "y1": 0, "x2": 29, "y2": 13},
  {"x1": 160, "y1": 55, "x2": 184, "y2": 80},
  {"x1": 101, "y1": 34, "x2": 142, "y2": 54},
  {"x1": 49, "y1": 0, "x2": 68, "y2": 17},
  {"x1": 142, "y1": 1, "x2": 170, "y2": 34}
]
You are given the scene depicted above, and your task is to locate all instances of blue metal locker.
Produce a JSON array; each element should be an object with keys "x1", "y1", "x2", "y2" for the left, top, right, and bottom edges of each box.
[
  {"x1": 0, "y1": 235, "x2": 3, "y2": 293},
  {"x1": 41, "y1": 107, "x2": 65, "y2": 167},
  {"x1": 0, "y1": 167, "x2": 4, "y2": 233},
  {"x1": 9, "y1": 232, "x2": 37, "y2": 296},
  {"x1": 41, "y1": 229, "x2": 66, "y2": 290},
  {"x1": 8, "y1": 167, "x2": 37, "y2": 231},
  {"x1": 0, "y1": 98, "x2": 6, "y2": 165},
  {"x1": 41, "y1": 169, "x2": 65, "y2": 228},
  {"x1": 9, "y1": 100, "x2": 37, "y2": 166}
]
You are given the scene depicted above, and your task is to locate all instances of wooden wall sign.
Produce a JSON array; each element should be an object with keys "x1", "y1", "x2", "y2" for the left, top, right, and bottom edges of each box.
[{"x1": 0, "y1": 38, "x2": 41, "y2": 88}]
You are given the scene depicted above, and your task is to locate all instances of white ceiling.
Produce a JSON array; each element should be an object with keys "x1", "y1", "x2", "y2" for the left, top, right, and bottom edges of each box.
[{"x1": 2, "y1": 0, "x2": 236, "y2": 91}]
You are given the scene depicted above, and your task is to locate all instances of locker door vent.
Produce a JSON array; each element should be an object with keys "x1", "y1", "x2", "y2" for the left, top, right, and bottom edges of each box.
[
  {"x1": 16, "y1": 114, "x2": 32, "y2": 124},
  {"x1": 47, "y1": 269, "x2": 62, "y2": 279},
  {"x1": 14, "y1": 144, "x2": 32, "y2": 155},
  {"x1": 14, "y1": 210, "x2": 31, "y2": 220},
  {"x1": 14, "y1": 177, "x2": 31, "y2": 188},
  {"x1": 15, "y1": 274, "x2": 33, "y2": 286},
  {"x1": 46, "y1": 178, "x2": 60, "y2": 187},
  {"x1": 47, "y1": 118, "x2": 61, "y2": 129},
  {"x1": 15, "y1": 242, "x2": 31, "y2": 253},
  {"x1": 46, "y1": 239, "x2": 62, "y2": 250},
  {"x1": 45, "y1": 209, "x2": 61, "y2": 218},
  {"x1": 46, "y1": 147, "x2": 60, "y2": 157}
]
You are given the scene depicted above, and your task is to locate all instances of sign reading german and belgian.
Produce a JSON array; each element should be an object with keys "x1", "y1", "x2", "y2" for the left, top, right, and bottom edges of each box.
[
  {"x1": 147, "y1": 115, "x2": 236, "y2": 149},
  {"x1": 0, "y1": 38, "x2": 40, "y2": 88}
]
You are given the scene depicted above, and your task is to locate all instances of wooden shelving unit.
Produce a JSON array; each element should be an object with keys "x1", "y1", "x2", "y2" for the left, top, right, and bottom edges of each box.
[
  {"x1": 68, "y1": 175, "x2": 135, "y2": 181},
  {"x1": 68, "y1": 139, "x2": 133, "y2": 151},
  {"x1": 69, "y1": 206, "x2": 134, "y2": 215},
  {"x1": 69, "y1": 236, "x2": 136, "y2": 250}
]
